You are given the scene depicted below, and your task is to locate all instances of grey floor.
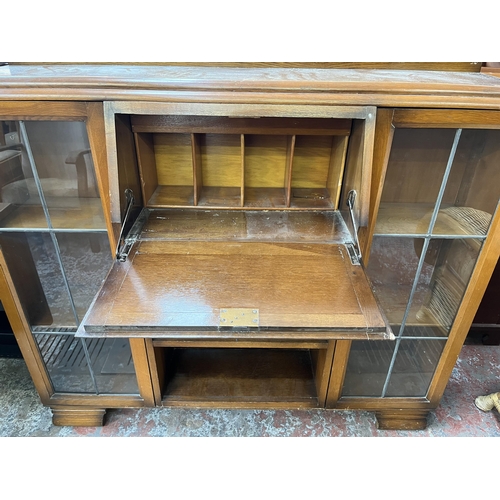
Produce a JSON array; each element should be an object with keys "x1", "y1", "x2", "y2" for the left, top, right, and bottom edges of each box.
[{"x1": 1, "y1": 342, "x2": 499, "y2": 437}]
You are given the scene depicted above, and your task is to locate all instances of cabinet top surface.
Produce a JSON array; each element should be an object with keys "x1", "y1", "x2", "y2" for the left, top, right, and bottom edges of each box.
[{"x1": 2, "y1": 64, "x2": 500, "y2": 108}]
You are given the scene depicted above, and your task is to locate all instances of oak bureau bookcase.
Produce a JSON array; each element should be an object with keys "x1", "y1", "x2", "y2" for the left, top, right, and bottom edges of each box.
[{"x1": 0, "y1": 64, "x2": 499, "y2": 430}]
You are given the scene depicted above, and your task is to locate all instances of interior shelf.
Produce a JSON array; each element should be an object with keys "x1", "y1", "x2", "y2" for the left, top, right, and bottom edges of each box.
[
  {"x1": 148, "y1": 186, "x2": 194, "y2": 207},
  {"x1": 374, "y1": 202, "x2": 490, "y2": 237},
  {"x1": 161, "y1": 348, "x2": 319, "y2": 407},
  {"x1": 370, "y1": 283, "x2": 437, "y2": 329},
  {"x1": 0, "y1": 198, "x2": 107, "y2": 231},
  {"x1": 0, "y1": 149, "x2": 21, "y2": 165}
]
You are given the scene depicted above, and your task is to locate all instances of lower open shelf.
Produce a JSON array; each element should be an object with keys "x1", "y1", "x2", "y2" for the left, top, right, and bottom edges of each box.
[{"x1": 161, "y1": 348, "x2": 320, "y2": 408}]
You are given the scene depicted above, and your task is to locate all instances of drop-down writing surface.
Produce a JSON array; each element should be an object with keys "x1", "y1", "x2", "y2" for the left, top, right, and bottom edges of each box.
[{"x1": 79, "y1": 225, "x2": 391, "y2": 340}]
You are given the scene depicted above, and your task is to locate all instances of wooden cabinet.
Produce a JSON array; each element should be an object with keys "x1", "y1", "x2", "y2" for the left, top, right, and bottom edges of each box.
[
  {"x1": 1, "y1": 65, "x2": 499, "y2": 429},
  {"x1": 80, "y1": 104, "x2": 390, "y2": 410}
]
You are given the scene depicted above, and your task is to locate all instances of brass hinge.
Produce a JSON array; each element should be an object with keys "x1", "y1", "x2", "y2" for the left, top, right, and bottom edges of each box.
[{"x1": 219, "y1": 308, "x2": 259, "y2": 329}]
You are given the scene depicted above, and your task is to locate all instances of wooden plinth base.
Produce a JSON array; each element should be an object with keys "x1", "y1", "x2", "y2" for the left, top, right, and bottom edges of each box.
[
  {"x1": 51, "y1": 407, "x2": 107, "y2": 427},
  {"x1": 375, "y1": 410, "x2": 429, "y2": 430}
]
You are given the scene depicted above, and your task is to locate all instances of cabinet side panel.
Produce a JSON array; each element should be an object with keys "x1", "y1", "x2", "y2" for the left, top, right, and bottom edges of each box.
[
  {"x1": 86, "y1": 102, "x2": 116, "y2": 253},
  {"x1": 115, "y1": 114, "x2": 143, "y2": 215},
  {"x1": 0, "y1": 249, "x2": 53, "y2": 401},
  {"x1": 363, "y1": 108, "x2": 394, "y2": 261},
  {"x1": 340, "y1": 112, "x2": 375, "y2": 234}
]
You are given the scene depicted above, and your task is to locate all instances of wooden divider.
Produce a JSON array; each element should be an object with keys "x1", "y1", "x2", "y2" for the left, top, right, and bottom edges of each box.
[{"x1": 132, "y1": 117, "x2": 353, "y2": 210}]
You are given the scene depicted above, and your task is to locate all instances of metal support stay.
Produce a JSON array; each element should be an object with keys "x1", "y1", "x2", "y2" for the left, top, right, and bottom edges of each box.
[
  {"x1": 115, "y1": 189, "x2": 149, "y2": 262},
  {"x1": 346, "y1": 189, "x2": 362, "y2": 263}
]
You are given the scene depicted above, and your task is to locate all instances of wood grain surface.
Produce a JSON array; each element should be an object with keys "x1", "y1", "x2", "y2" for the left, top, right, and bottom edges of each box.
[
  {"x1": 3, "y1": 66, "x2": 500, "y2": 111},
  {"x1": 82, "y1": 239, "x2": 388, "y2": 338}
]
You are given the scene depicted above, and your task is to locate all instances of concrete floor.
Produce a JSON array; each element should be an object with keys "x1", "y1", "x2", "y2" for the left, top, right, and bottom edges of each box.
[{"x1": 1, "y1": 343, "x2": 499, "y2": 437}]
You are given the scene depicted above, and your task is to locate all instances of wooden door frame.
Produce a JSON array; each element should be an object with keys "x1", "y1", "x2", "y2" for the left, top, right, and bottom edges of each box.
[
  {"x1": 0, "y1": 249, "x2": 53, "y2": 403},
  {"x1": 364, "y1": 107, "x2": 500, "y2": 406}
]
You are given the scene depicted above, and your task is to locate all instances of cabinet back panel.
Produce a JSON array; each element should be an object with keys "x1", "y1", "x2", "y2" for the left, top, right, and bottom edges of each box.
[
  {"x1": 135, "y1": 132, "x2": 157, "y2": 204},
  {"x1": 245, "y1": 135, "x2": 288, "y2": 188},
  {"x1": 381, "y1": 129, "x2": 456, "y2": 204},
  {"x1": 454, "y1": 129, "x2": 500, "y2": 215},
  {"x1": 154, "y1": 134, "x2": 193, "y2": 186},
  {"x1": 162, "y1": 348, "x2": 317, "y2": 404},
  {"x1": 200, "y1": 134, "x2": 242, "y2": 187},
  {"x1": 292, "y1": 136, "x2": 335, "y2": 188}
]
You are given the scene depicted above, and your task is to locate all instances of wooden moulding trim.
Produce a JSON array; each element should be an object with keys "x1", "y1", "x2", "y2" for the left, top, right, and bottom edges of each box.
[
  {"x1": 427, "y1": 204, "x2": 500, "y2": 405},
  {"x1": 51, "y1": 407, "x2": 107, "y2": 427},
  {"x1": 129, "y1": 338, "x2": 156, "y2": 406},
  {"x1": 482, "y1": 68, "x2": 500, "y2": 78},
  {"x1": 79, "y1": 331, "x2": 392, "y2": 341},
  {"x1": 375, "y1": 410, "x2": 430, "y2": 431},
  {"x1": 145, "y1": 339, "x2": 164, "y2": 405},
  {"x1": 363, "y1": 108, "x2": 395, "y2": 262},
  {"x1": 7, "y1": 63, "x2": 483, "y2": 71},
  {"x1": 103, "y1": 101, "x2": 122, "y2": 225},
  {"x1": 48, "y1": 394, "x2": 145, "y2": 407},
  {"x1": 325, "y1": 340, "x2": 352, "y2": 406},
  {"x1": 360, "y1": 108, "x2": 377, "y2": 228},
  {"x1": 161, "y1": 400, "x2": 319, "y2": 410},
  {"x1": 152, "y1": 340, "x2": 329, "y2": 349},
  {"x1": 0, "y1": 89, "x2": 500, "y2": 109},
  {"x1": 85, "y1": 102, "x2": 116, "y2": 255},
  {"x1": 285, "y1": 135, "x2": 295, "y2": 208},
  {"x1": 1, "y1": 67, "x2": 498, "y2": 93},
  {"x1": 0, "y1": 100, "x2": 88, "y2": 117},
  {"x1": 393, "y1": 108, "x2": 500, "y2": 128},
  {"x1": 334, "y1": 398, "x2": 431, "y2": 410},
  {"x1": 240, "y1": 134, "x2": 245, "y2": 207},
  {"x1": 192, "y1": 133, "x2": 202, "y2": 206},
  {"x1": 3, "y1": 90, "x2": 500, "y2": 110},
  {"x1": 111, "y1": 102, "x2": 373, "y2": 119}
]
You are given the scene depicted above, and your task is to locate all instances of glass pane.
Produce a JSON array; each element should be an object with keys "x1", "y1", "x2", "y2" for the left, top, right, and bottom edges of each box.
[
  {"x1": 385, "y1": 339, "x2": 446, "y2": 397},
  {"x1": 33, "y1": 332, "x2": 96, "y2": 393},
  {"x1": 87, "y1": 338, "x2": 139, "y2": 394},
  {"x1": 342, "y1": 340, "x2": 395, "y2": 397},
  {"x1": 56, "y1": 232, "x2": 112, "y2": 323},
  {"x1": 374, "y1": 128, "x2": 456, "y2": 235},
  {"x1": 435, "y1": 129, "x2": 500, "y2": 236},
  {"x1": 23, "y1": 121, "x2": 107, "y2": 231},
  {"x1": 404, "y1": 237, "x2": 483, "y2": 337},
  {"x1": 366, "y1": 236, "x2": 425, "y2": 327},
  {"x1": 0, "y1": 232, "x2": 77, "y2": 328},
  {"x1": 0, "y1": 121, "x2": 47, "y2": 229}
]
